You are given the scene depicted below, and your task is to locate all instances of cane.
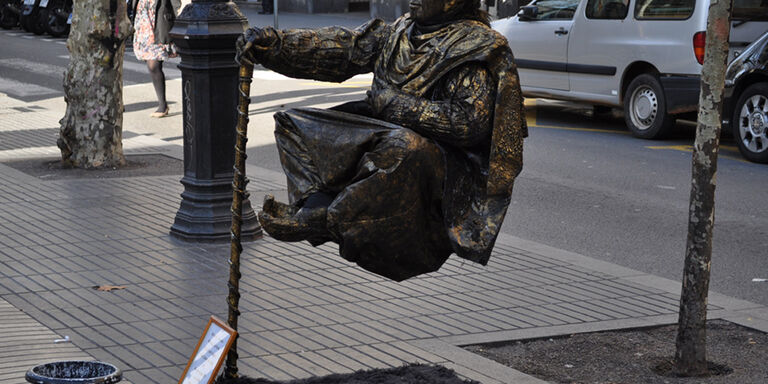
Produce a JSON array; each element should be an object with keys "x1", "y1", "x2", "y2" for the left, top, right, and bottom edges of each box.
[{"x1": 224, "y1": 43, "x2": 254, "y2": 380}]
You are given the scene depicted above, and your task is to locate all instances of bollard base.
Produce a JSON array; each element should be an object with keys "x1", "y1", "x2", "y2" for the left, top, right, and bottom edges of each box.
[{"x1": 170, "y1": 176, "x2": 262, "y2": 243}]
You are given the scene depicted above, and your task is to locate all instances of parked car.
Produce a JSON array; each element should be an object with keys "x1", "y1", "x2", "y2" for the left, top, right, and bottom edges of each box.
[
  {"x1": 724, "y1": 31, "x2": 768, "y2": 163},
  {"x1": 492, "y1": 0, "x2": 768, "y2": 140}
]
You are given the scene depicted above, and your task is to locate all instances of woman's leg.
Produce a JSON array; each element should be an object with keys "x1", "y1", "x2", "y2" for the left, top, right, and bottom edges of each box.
[{"x1": 146, "y1": 59, "x2": 167, "y2": 113}]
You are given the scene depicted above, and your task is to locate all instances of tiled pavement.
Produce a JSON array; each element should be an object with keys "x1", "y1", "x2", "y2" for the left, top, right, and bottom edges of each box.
[{"x1": 2, "y1": 96, "x2": 768, "y2": 383}]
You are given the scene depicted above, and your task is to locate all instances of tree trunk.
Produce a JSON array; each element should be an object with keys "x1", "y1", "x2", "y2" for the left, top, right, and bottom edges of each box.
[
  {"x1": 58, "y1": 0, "x2": 132, "y2": 168},
  {"x1": 674, "y1": 0, "x2": 733, "y2": 376}
]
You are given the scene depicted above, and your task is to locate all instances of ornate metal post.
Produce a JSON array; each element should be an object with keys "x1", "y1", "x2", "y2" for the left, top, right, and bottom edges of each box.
[{"x1": 169, "y1": 0, "x2": 261, "y2": 242}]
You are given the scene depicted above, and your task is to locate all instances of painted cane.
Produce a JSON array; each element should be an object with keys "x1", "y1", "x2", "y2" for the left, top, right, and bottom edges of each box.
[{"x1": 224, "y1": 53, "x2": 254, "y2": 379}]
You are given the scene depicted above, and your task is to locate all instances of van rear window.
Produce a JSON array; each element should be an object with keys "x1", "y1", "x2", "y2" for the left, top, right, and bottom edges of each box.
[
  {"x1": 733, "y1": 0, "x2": 768, "y2": 21},
  {"x1": 634, "y1": 0, "x2": 694, "y2": 19}
]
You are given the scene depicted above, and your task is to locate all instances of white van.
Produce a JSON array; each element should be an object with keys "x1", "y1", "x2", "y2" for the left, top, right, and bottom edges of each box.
[{"x1": 492, "y1": 0, "x2": 768, "y2": 139}]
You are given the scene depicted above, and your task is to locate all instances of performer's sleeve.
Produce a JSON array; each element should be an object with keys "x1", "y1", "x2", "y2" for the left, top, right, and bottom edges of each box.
[
  {"x1": 375, "y1": 63, "x2": 495, "y2": 147},
  {"x1": 255, "y1": 19, "x2": 390, "y2": 83}
]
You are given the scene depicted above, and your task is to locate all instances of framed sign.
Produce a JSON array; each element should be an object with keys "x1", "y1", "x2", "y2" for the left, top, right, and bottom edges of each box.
[{"x1": 179, "y1": 316, "x2": 237, "y2": 384}]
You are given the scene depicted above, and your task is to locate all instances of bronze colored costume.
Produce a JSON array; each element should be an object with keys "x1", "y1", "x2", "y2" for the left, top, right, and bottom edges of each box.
[{"x1": 247, "y1": 13, "x2": 526, "y2": 281}]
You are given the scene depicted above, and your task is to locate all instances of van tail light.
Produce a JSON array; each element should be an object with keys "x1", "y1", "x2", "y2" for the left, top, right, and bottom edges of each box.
[{"x1": 693, "y1": 31, "x2": 706, "y2": 65}]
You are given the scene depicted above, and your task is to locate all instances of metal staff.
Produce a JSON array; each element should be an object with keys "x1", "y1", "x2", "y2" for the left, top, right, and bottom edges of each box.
[{"x1": 224, "y1": 52, "x2": 254, "y2": 380}]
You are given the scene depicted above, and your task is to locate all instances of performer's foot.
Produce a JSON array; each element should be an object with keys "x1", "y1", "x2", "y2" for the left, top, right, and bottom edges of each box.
[{"x1": 259, "y1": 195, "x2": 333, "y2": 245}]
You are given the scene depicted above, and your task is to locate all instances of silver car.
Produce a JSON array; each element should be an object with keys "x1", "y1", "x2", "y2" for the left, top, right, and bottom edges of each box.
[{"x1": 493, "y1": 0, "x2": 768, "y2": 142}]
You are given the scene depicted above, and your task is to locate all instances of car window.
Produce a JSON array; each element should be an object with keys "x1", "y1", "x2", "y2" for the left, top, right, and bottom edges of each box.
[
  {"x1": 586, "y1": 0, "x2": 630, "y2": 19},
  {"x1": 733, "y1": 0, "x2": 768, "y2": 21},
  {"x1": 533, "y1": 0, "x2": 580, "y2": 20},
  {"x1": 634, "y1": 0, "x2": 694, "y2": 19}
]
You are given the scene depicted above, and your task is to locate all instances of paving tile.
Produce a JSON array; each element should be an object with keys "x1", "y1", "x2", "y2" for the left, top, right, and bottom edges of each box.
[
  {"x1": 69, "y1": 326, "x2": 119, "y2": 348},
  {"x1": 261, "y1": 354, "x2": 312, "y2": 379},
  {"x1": 428, "y1": 313, "x2": 489, "y2": 334},
  {"x1": 309, "y1": 324, "x2": 360, "y2": 347},
  {"x1": 283, "y1": 327, "x2": 340, "y2": 350},
  {"x1": 239, "y1": 356, "x2": 294, "y2": 381},
  {"x1": 237, "y1": 335, "x2": 273, "y2": 357},
  {"x1": 280, "y1": 352, "x2": 334, "y2": 377},
  {"x1": 379, "y1": 317, "x2": 436, "y2": 339},
  {"x1": 126, "y1": 342, "x2": 177, "y2": 367},
  {"x1": 292, "y1": 350, "x2": 354, "y2": 374}
]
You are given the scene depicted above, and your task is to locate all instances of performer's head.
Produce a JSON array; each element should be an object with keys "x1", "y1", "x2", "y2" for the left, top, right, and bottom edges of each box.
[{"x1": 409, "y1": 0, "x2": 487, "y2": 25}]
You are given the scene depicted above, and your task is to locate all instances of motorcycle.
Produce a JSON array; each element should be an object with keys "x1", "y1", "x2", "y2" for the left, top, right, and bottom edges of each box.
[
  {"x1": 0, "y1": 0, "x2": 22, "y2": 29},
  {"x1": 19, "y1": 0, "x2": 45, "y2": 34},
  {"x1": 39, "y1": 0, "x2": 69, "y2": 37}
]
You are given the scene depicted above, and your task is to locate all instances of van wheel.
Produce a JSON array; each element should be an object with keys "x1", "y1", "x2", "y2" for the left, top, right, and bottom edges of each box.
[
  {"x1": 732, "y1": 82, "x2": 768, "y2": 164},
  {"x1": 624, "y1": 74, "x2": 674, "y2": 139}
]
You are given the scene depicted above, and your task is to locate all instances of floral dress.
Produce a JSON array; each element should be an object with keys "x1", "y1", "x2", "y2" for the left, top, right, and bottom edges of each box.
[{"x1": 132, "y1": 0, "x2": 177, "y2": 61}]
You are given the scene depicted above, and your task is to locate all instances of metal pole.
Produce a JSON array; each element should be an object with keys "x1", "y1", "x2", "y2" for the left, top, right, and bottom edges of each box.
[
  {"x1": 223, "y1": 60, "x2": 254, "y2": 379},
  {"x1": 273, "y1": 0, "x2": 278, "y2": 29}
]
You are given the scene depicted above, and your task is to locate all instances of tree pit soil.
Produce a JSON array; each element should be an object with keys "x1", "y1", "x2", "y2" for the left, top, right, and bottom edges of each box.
[
  {"x1": 464, "y1": 320, "x2": 768, "y2": 384},
  {"x1": 216, "y1": 364, "x2": 478, "y2": 384},
  {"x1": 1, "y1": 154, "x2": 182, "y2": 180}
]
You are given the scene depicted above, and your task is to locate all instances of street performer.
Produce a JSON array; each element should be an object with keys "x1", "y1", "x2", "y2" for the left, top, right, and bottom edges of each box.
[{"x1": 236, "y1": 0, "x2": 527, "y2": 281}]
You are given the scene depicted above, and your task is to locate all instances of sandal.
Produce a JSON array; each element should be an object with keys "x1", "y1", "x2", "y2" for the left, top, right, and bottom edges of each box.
[{"x1": 150, "y1": 107, "x2": 169, "y2": 118}]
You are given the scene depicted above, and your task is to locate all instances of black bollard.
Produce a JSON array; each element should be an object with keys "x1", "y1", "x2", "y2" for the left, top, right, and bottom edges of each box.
[{"x1": 169, "y1": 0, "x2": 261, "y2": 243}]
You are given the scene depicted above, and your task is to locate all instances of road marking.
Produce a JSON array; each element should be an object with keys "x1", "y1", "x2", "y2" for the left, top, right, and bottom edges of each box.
[
  {"x1": 300, "y1": 80, "x2": 371, "y2": 88},
  {"x1": 0, "y1": 58, "x2": 65, "y2": 78},
  {"x1": 531, "y1": 124, "x2": 631, "y2": 135},
  {"x1": 646, "y1": 144, "x2": 749, "y2": 163},
  {"x1": 646, "y1": 144, "x2": 693, "y2": 151},
  {"x1": 524, "y1": 98, "x2": 536, "y2": 127},
  {"x1": 0, "y1": 76, "x2": 58, "y2": 97}
]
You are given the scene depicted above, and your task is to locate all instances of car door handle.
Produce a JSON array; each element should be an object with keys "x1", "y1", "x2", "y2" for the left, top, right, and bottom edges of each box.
[{"x1": 554, "y1": 27, "x2": 568, "y2": 35}]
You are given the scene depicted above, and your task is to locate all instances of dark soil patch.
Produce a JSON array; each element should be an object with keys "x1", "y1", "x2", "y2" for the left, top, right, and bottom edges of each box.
[
  {"x1": 464, "y1": 320, "x2": 768, "y2": 384},
  {"x1": 2, "y1": 154, "x2": 182, "y2": 180},
  {"x1": 216, "y1": 364, "x2": 477, "y2": 384}
]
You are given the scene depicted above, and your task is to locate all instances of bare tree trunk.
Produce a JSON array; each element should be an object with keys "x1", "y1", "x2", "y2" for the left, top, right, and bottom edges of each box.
[
  {"x1": 674, "y1": 0, "x2": 733, "y2": 376},
  {"x1": 58, "y1": 0, "x2": 132, "y2": 168}
]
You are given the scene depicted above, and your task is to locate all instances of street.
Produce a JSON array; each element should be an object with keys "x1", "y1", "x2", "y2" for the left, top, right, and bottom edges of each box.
[{"x1": 1, "y1": 12, "x2": 766, "y2": 311}]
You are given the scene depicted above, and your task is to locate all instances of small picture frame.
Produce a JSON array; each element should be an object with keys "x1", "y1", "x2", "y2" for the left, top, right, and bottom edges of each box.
[{"x1": 179, "y1": 316, "x2": 237, "y2": 384}]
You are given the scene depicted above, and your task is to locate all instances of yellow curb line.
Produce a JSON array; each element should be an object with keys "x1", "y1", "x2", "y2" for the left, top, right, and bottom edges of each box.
[{"x1": 646, "y1": 145, "x2": 749, "y2": 163}]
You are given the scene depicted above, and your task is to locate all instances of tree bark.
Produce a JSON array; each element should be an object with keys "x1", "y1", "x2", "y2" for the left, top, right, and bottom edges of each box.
[
  {"x1": 58, "y1": 0, "x2": 132, "y2": 168},
  {"x1": 674, "y1": 0, "x2": 733, "y2": 376}
]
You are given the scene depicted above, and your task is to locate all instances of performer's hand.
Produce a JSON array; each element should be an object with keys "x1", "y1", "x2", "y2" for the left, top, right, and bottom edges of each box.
[
  {"x1": 235, "y1": 27, "x2": 279, "y2": 65},
  {"x1": 367, "y1": 86, "x2": 399, "y2": 116}
]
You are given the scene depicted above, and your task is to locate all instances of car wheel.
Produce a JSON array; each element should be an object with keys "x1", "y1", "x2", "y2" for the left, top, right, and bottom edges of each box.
[
  {"x1": 623, "y1": 73, "x2": 674, "y2": 139},
  {"x1": 732, "y1": 82, "x2": 768, "y2": 164}
]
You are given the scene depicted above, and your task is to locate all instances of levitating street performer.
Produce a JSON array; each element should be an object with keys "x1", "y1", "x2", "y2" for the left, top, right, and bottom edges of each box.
[{"x1": 236, "y1": 0, "x2": 527, "y2": 281}]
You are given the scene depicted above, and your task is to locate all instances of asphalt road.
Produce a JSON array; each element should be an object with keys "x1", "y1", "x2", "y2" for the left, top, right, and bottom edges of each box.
[
  {"x1": 0, "y1": 30, "x2": 181, "y2": 102},
  {"x1": 2, "y1": 23, "x2": 767, "y2": 308}
]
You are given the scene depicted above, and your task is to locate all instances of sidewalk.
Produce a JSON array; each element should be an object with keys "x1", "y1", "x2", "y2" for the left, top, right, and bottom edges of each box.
[{"x1": 2, "y1": 51, "x2": 768, "y2": 384}]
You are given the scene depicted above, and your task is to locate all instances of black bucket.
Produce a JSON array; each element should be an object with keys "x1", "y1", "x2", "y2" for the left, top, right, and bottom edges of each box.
[{"x1": 25, "y1": 361, "x2": 121, "y2": 384}]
